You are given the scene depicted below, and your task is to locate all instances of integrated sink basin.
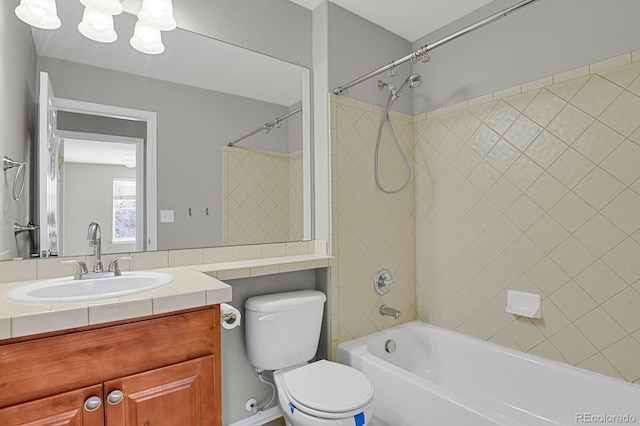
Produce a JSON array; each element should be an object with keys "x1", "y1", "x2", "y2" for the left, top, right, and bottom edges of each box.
[{"x1": 6, "y1": 271, "x2": 174, "y2": 304}]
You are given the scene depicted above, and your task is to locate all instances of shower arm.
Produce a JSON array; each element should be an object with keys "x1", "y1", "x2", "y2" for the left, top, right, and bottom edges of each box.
[
  {"x1": 228, "y1": 107, "x2": 302, "y2": 147},
  {"x1": 332, "y1": 0, "x2": 541, "y2": 95}
]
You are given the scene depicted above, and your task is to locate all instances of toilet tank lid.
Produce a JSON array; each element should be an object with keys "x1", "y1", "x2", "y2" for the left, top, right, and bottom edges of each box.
[{"x1": 245, "y1": 290, "x2": 326, "y2": 313}]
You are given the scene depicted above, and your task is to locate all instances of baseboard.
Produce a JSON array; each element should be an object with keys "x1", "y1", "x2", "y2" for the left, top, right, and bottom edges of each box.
[{"x1": 228, "y1": 406, "x2": 283, "y2": 426}]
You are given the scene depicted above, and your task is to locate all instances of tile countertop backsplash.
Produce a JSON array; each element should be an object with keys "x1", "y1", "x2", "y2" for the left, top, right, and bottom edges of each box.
[{"x1": 0, "y1": 241, "x2": 330, "y2": 340}]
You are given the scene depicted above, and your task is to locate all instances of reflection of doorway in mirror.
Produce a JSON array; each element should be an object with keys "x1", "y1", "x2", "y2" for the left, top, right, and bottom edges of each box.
[
  {"x1": 222, "y1": 146, "x2": 304, "y2": 245},
  {"x1": 58, "y1": 132, "x2": 144, "y2": 256},
  {"x1": 36, "y1": 71, "x2": 158, "y2": 257}
]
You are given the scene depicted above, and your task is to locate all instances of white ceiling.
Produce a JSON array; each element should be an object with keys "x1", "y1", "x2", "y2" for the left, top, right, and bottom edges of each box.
[
  {"x1": 63, "y1": 139, "x2": 137, "y2": 168},
  {"x1": 288, "y1": 0, "x2": 495, "y2": 42}
]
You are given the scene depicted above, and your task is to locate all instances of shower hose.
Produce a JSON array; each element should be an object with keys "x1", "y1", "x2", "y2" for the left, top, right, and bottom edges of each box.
[{"x1": 375, "y1": 96, "x2": 411, "y2": 194}]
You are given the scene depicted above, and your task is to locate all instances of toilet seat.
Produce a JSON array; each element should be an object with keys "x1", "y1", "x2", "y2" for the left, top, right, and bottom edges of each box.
[{"x1": 281, "y1": 360, "x2": 374, "y2": 419}]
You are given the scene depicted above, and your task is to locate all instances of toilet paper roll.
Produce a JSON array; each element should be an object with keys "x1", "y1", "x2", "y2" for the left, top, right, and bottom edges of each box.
[{"x1": 220, "y1": 303, "x2": 241, "y2": 330}]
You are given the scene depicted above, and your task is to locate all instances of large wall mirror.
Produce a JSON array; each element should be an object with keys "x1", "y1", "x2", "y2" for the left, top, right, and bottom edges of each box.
[{"x1": 3, "y1": 0, "x2": 311, "y2": 259}]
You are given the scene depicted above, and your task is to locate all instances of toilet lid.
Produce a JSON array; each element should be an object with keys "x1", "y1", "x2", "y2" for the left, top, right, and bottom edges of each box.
[{"x1": 282, "y1": 360, "x2": 374, "y2": 414}]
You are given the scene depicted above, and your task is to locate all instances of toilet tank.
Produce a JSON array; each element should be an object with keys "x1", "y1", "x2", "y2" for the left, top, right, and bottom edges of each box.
[{"x1": 245, "y1": 290, "x2": 326, "y2": 371}]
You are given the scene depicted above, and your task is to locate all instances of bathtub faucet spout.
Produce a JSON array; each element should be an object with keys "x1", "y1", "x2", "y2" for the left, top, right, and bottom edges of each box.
[{"x1": 380, "y1": 305, "x2": 402, "y2": 320}]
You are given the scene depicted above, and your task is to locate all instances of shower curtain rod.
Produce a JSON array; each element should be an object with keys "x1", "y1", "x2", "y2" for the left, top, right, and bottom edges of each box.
[
  {"x1": 228, "y1": 107, "x2": 303, "y2": 147},
  {"x1": 332, "y1": 0, "x2": 541, "y2": 95}
]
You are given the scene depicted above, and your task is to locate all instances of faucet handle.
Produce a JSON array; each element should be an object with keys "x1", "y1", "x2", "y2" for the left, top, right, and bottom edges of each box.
[
  {"x1": 61, "y1": 259, "x2": 89, "y2": 280},
  {"x1": 108, "y1": 256, "x2": 132, "y2": 276},
  {"x1": 374, "y1": 269, "x2": 396, "y2": 295}
]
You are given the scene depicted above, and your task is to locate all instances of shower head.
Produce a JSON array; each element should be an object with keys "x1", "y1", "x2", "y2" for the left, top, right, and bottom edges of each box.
[{"x1": 395, "y1": 73, "x2": 423, "y2": 98}]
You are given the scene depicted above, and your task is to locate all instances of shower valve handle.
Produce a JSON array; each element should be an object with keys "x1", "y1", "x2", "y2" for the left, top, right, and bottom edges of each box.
[{"x1": 374, "y1": 269, "x2": 396, "y2": 296}]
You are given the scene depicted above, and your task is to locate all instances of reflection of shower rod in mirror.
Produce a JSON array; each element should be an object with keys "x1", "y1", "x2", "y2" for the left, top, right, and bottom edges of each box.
[
  {"x1": 3, "y1": 156, "x2": 27, "y2": 201},
  {"x1": 228, "y1": 107, "x2": 302, "y2": 148}
]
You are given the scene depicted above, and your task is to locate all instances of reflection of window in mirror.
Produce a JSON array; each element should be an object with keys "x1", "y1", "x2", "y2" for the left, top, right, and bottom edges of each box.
[{"x1": 112, "y1": 179, "x2": 137, "y2": 245}]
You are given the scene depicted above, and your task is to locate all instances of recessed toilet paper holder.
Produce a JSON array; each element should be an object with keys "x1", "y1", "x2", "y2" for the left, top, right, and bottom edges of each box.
[
  {"x1": 221, "y1": 311, "x2": 237, "y2": 325},
  {"x1": 220, "y1": 303, "x2": 242, "y2": 329}
]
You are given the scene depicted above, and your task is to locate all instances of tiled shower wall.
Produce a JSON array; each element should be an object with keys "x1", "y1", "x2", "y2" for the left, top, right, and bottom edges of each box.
[
  {"x1": 330, "y1": 94, "x2": 417, "y2": 357},
  {"x1": 415, "y1": 52, "x2": 640, "y2": 383},
  {"x1": 222, "y1": 147, "x2": 303, "y2": 245}
]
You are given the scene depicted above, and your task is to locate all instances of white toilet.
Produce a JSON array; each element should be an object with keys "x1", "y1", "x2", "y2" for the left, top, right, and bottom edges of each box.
[{"x1": 245, "y1": 290, "x2": 374, "y2": 426}]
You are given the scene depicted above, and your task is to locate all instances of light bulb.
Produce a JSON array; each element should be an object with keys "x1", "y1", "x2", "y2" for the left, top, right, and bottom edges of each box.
[
  {"x1": 78, "y1": 8, "x2": 117, "y2": 43},
  {"x1": 130, "y1": 21, "x2": 165, "y2": 55},
  {"x1": 138, "y1": 0, "x2": 176, "y2": 31},
  {"x1": 14, "y1": 0, "x2": 61, "y2": 30},
  {"x1": 79, "y1": 0, "x2": 123, "y2": 16}
]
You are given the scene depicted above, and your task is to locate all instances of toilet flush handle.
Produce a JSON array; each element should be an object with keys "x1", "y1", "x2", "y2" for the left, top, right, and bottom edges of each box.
[{"x1": 258, "y1": 314, "x2": 275, "y2": 321}]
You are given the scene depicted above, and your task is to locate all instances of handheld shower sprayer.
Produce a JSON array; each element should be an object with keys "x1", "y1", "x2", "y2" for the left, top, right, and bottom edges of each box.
[
  {"x1": 374, "y1": 73, "x2": 422, "y2": 194},
  {"x1": 378, "y1": 73, "x2": 422, "y2": 102},
  {"x1": 395, "y1": 73, "x2": 423, "y2": 99}
]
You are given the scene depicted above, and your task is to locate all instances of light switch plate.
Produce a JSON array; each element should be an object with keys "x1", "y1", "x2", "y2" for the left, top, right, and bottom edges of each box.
[{"x1": 160, "y1": 210, "x2": 174, "y2": 223}]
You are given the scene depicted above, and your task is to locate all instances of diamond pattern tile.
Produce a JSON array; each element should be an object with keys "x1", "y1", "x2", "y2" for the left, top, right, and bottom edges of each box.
[
  {"x1": 524, "y1": 89, "x2": 566, "y2": 127},
  {"x1": 223, "y1": 147, "x2": 294, "y2": 245},
  {"x1": 548, "y1": 148, "x2": 595, "y2": 189},
  {"x1": 571, "y1": 75, "x2": 623, "y2": 117},
  {"x1": 573, "y1": 167, "x2": 625, "y2": 210},
  {"x1": 574, "y1": 214, "x2": 626, "y2": 257},
  {"x1": 333, "y1": 52, "x2": 640, "y2": 381},
  {"x1": 550, "y1": 105, "x2": 594, "y2": 145},
  {"x1": 600, "y1": 140, "x2": 640, "y2": 185},
  {"x1": 525, "y1": 131, "x2": 567, "y2": 169},
  {"x1": 572, "y1": 121, "x2": 624, "y2": 164},
  {"x1": 599, "y1": 91, "x2": 640, "y2": 136}
]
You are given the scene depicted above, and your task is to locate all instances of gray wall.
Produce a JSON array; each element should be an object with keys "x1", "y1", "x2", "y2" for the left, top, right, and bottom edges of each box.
[
  {"x1": 174, "y1": 0, "x2": 313, "y2": 69},
  {"x1": 220, "y1": 269, "x2": 330, "y2": 425},
  {"x1": 411, "y1": 0, "x2": 640, "y2": 113},
  {"x1": 63, "y1": 163, "x2": 137, "y2": 256},
  {"x1": 58, "y1": 112, "x2": 148, "y2": 141},
  {"x1": 38, "y1": 57, "x2": 291, "y2": 251},
  {"x1": 0, "y1": 1, "x2": 36, "y2": 259},
  {"x1": 328, "y1": 3, "x2": 414, "y2": 115}
]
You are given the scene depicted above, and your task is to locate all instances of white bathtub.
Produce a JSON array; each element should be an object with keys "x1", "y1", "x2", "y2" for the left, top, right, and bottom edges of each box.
[{"x1": 337, "y1": 321, "x2": 640, "y2": 426}]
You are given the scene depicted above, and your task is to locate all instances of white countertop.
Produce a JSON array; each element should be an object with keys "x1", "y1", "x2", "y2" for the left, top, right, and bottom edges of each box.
[{"x1": 0, "y1": 254, "x2": 331, "y2": 340}]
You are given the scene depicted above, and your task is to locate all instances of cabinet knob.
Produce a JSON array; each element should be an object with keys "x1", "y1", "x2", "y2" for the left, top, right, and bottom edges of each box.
[
  {"x1": 84, "y1": 396, "x2": 102, "y2": 412},
  {"x1": 107, "y1": 390, "x2": 124, "y2": 405}
]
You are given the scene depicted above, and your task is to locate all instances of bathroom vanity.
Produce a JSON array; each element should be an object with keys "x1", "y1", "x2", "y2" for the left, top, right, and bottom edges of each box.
[{"x1": 0, "y1": 305, "x2": 222, "y2": 425}]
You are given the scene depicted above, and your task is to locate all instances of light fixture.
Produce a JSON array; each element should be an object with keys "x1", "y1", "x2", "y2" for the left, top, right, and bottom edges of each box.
[
  {"x1": 78, "y1": 8, "x2": 117, "y2": 43},
  {"x1": 14, "y1": 0, "x2": 61, "y2": 30},
  {"x1": 79, "y1": 0, "x2": 123, "y2": 16},
  {"x1": 137, "y1": 0, "x2": 176, "y2": 31},
  {"x1": 14, "y1": 0, "x2": 177, "y2": 55},
  {"x1": 130, "y1": 21, "x2": 165, "y2": 55}
]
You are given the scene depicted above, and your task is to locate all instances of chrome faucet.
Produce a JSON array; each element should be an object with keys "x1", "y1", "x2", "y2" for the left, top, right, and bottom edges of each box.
[
  {"x1": 87, "y1": 222, "x2": 103, "y2": 272},
  {"x1": 380, "y1": 305, "x2": 402, "y2": 320}
]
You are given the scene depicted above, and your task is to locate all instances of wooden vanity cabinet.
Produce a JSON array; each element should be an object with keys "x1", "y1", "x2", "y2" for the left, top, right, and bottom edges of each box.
[{"x1": 0, "y1": 306, "x2": 222, "y2": 426}]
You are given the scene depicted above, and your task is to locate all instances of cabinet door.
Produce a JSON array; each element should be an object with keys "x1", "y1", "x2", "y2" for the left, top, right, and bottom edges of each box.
[
  {"x1": 0, "y1": 385, "x2": 104, "y2": 426},
  {"x1": 104, "y1": 356, "x2": 218, "y2": 426}
]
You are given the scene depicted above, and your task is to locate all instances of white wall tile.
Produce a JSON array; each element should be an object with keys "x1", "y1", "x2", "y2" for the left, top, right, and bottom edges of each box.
[
  {"x1": 599, "y1": 92, "x2": 640, "y2": 136},
  {"x1": 525, "y1": 131, "x2": 567, "y2": 169},
  {"x1": 573, "y1": 168, "x2": 625, "y2": 210},
  {"x1": 600, "y1": 140, "x2": 640, "y2": 185},
  {"x1": 574, "y1": 261, "x2": 628, "y2": 304},
  {"x1": 547, "y1": 149, "x2": 595, "y2": 189},
  {"x1": 571, "y1": 75, "x2": 623, "y2": 117}
]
